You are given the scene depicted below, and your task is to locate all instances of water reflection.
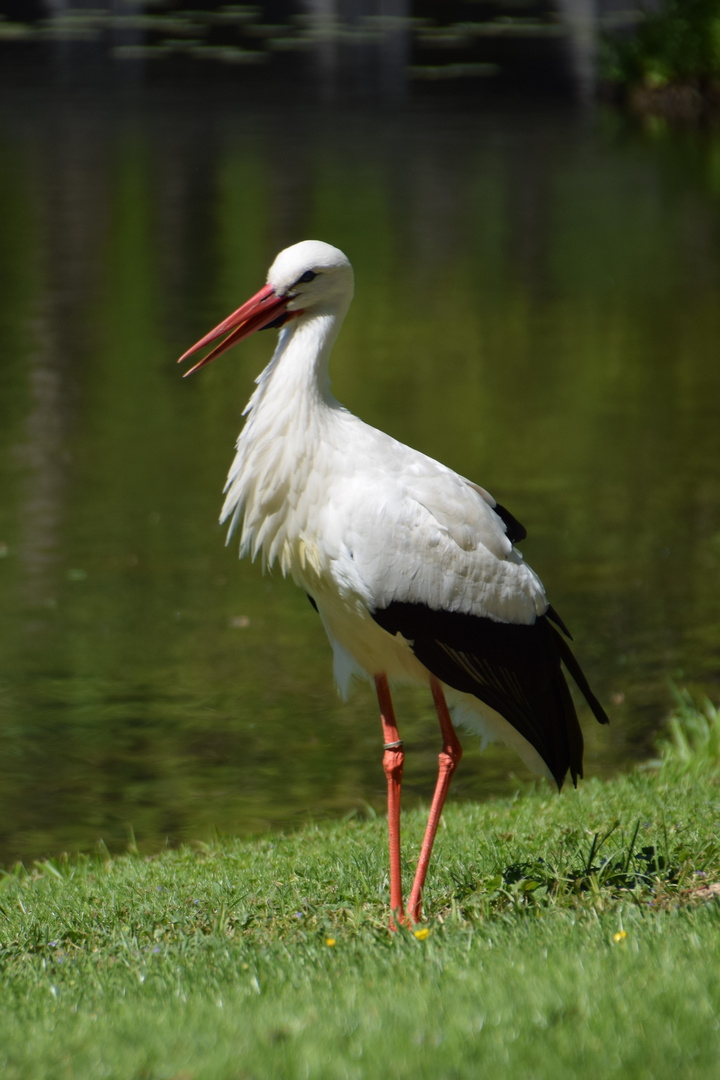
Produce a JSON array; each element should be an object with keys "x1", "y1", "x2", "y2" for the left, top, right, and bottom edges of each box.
[
  {"x1": 3, "y1": 1, "x2": 637, "y2": 102},
  {"x1": 1, "y1": 70, "x2": 719, "y2": 866}
]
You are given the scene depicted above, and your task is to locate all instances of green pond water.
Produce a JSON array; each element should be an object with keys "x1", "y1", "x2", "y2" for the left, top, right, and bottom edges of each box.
[{"x1": 1, "y1": 77, "x2": 720, "y2": 866}]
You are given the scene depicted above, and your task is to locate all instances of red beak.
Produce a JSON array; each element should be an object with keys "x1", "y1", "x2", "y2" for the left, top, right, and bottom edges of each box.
[{"x1": 178, "y1": 283, "x2": 291, "y2": 376}]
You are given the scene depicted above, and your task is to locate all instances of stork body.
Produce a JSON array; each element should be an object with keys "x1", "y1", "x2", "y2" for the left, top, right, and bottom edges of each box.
[{"x1": 180, "y1": 240, "x2": 608, "y2": 925}]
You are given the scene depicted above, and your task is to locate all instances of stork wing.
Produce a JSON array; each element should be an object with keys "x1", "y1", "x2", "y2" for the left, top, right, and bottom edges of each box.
[
  {"x1": 341, "y1": 460, "x2": 547, "y2": 626},
  {"x1": 371, "y1": 601, "x2": 609, "y2": 789}
]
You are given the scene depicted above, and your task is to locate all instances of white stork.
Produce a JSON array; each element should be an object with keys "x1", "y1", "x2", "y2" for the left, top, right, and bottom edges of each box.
[{"x1": 179, "y1": 240, "x2": 608, "y2": 926}]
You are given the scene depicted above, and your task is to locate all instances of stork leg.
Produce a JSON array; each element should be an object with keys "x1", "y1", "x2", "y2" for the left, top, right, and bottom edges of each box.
[
  {"x1": 375, "y1": 674, "x2": 405, "y2": 926},
  {"x1": 406, "y1": 678, "x2": 463, "y2": 924}
]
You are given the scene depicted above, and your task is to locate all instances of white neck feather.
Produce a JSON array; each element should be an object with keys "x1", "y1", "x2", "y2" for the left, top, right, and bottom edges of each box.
[
  {"x1": 219, "y1": 303, "x2": 350, "y2": 574},
  {"x1": 243, "y1": 308, "x2": 342, "y2": 421}
]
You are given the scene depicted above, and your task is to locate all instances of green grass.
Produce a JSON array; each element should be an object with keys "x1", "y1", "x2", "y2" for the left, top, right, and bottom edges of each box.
[{"x1": 2, "y1": 696, "x2": 720, "y2": 1079}]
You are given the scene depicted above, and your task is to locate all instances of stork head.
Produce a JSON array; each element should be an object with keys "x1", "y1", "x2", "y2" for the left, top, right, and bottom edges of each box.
[{"x1": 178, "y1": 240, "x2": 354, "y2": 376}]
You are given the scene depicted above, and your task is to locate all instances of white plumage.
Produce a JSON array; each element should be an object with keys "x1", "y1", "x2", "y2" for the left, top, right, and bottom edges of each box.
[{"x1": 180, "y1": 239, "x2": 608, "y2": 925}]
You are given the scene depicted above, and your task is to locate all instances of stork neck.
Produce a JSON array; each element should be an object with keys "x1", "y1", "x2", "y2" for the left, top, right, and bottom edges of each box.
[
  {"x1": 248, "y1": 307, "x2": 345, "y2": 421},
  {"x1": 284, "y1": 310, "x2": 339, "y2": 396}
]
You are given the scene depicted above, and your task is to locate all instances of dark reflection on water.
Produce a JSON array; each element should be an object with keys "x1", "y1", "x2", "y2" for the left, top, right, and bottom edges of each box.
[{"x1": 1, "y1": 70, "x2": 720, "y2": 866}]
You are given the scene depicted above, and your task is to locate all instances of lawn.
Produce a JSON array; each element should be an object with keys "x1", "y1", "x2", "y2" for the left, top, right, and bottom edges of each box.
[{"x1": 1, "y1": 694, "x2": 719, "y2": 1079}]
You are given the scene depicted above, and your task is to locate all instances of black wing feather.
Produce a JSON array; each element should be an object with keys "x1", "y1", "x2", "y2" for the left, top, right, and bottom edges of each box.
[
  {"x1": 371, "y1": 602, "x2": 608, "y2": 790},
  {"x1": 493, "y1": 502, "x2": 527, "y2": 544},
  {"x1": 546, "y1": 603, "x2": 572, "y2": 639}
]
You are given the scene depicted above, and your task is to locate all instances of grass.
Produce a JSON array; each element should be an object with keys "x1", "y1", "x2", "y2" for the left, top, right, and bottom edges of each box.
[{"x1": 1, "y1": 695, "x2": 720, "y2": 1079}]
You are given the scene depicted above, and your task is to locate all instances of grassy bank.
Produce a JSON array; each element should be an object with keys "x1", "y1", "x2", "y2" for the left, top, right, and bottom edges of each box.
[{"x1": 2, "y1": 695, "x2": 720, "y2": 1079}]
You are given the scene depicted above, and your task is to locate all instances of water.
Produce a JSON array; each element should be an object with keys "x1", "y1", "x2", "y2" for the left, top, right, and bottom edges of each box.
[{"x1": 1, "y1": 65, "x2": 720, "y2": 866}]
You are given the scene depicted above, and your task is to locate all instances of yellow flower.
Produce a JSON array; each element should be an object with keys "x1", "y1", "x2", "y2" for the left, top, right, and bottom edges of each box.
[
  {"x1": 325, "y1": 937, "x2": 336, "y2": 947},
  {"x1": 613, "y1": 930, "x2": 627, "y2": 943},
  {"x1": 413, "y1": 928, "x2": 431, "y2": 941}
]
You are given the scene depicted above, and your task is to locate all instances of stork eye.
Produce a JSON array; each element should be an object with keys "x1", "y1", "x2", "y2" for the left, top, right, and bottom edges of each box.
[{"x1": 298, "y1": 270, "x2": 317, "y2": 283}]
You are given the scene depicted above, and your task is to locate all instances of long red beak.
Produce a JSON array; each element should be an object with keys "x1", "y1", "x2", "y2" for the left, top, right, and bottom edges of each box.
[{"x1": 178, "y1": 283, "x2": 290, "y2": 376}]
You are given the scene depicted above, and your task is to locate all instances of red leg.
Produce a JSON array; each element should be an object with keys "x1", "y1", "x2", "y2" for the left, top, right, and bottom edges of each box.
[
  {"x1": 406, "y1": 678, "x2": 462, "y2": 924},
  {"x1": 375, "y1": 674, "x2": 405, "y2": 927}
]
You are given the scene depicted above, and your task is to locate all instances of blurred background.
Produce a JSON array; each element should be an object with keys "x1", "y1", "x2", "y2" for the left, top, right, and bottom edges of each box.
[{"x1": 1, "y1": 0, "x2": 719, "y2": 866}]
